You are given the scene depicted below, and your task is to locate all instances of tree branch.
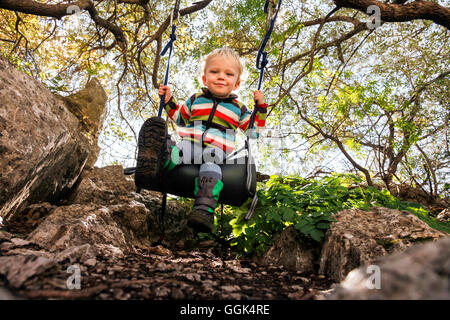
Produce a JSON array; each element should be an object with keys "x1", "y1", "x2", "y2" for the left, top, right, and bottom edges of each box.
[
  {"x1": 282, "y1": 21, "x2": 368, "y2": 68},
  {"x1": 0, "y1": 0, "x2": 92, "y2": 19},
  {"x1": 0, "y1": 0, "x2": 128, "y2": 51},
  {"x1": 406, "y1": 70, "x2": 450, "y2": 108},
  {"x1": 333, "y1": 0, "x2": 450, "y2": 29},
  {"x1": 289, "y1": 94, "x2": 374, "y2": 185}
]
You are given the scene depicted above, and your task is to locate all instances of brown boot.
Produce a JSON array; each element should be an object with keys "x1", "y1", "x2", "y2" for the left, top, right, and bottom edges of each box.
[
  {"x1": 187, "y1": 176, "x2": 224, "y2": 233},
  {"x1": 187, "y1": 209, "x2": 214, "y2": 233}
]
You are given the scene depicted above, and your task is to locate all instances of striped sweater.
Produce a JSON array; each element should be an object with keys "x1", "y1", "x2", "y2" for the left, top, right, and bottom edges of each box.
[{"x1": 164, "y1": 88, "x2": 268, "y2": 153}]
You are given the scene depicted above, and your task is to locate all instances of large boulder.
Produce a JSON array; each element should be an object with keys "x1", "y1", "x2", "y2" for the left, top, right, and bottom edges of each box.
[
  {"x1": 26, "y1": 166, "x2": 193, "y2": 253},
  {"x1": 68, "y1": 165, "x2": 194, "y2": 248},
  {"x1": 327, "y1": 236, "x2": 450, "y2": 299},
  {"x1": 389, "y1": 183, "x2": 449, "y2": 210},
  {"x1": 57, "y1": 79, "x2": 107, "y2": 169},
  {"x1": 318, "y1": 206, "x2": 447, "y2": 282},
  {"x1": 0, "y1": 56, "x2": 107, "y2": 222},
  {"x1": 26, "y1": 202, "x2": 150, "y2": 253}
]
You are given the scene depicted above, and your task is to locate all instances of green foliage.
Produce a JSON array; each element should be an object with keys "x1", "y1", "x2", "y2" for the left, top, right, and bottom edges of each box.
[{"x1": 215, "y1": 174, "x2": 449, "y2": 257}]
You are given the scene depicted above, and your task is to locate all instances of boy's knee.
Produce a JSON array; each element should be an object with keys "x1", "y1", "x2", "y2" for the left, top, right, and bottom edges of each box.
[{"x1": 199, "y1": 163, "x2": 222, "y2": 180}]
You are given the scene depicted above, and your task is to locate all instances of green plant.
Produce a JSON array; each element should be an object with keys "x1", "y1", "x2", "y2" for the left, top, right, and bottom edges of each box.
[{"x1": 217, "y1": 173, "x2": 449, "y2": 257}]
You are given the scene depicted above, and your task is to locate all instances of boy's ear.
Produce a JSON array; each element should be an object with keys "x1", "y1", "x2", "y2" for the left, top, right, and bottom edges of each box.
[
  {"x1": 202, "y1": 75, "x2": 207, "y2": 86},
  {"x1": 234, "y1": 80, "x2": 241, "y2": 90}
]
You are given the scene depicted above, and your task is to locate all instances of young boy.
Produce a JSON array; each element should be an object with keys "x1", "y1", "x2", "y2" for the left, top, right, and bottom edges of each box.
[{"x1": 135, "y1": 47, "x2": 268, "y2": 233}]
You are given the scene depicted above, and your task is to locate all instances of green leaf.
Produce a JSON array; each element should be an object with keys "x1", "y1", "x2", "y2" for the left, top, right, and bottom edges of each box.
[
  {"x1": 294, "y1": 220, "x2": 308, "y2": 230},
  {"x1": 266, "y1": 210, "x2": 281, "y2": 222},
  {"x1": 316, "y1": 222, "x2": 330, "y2": 229},
  {"x1": 299, "y1": 224, "x2": 315, "y2": 233},
  {"x1": 281, "y1": 208, "x2": 295, "y2": 222},
  {"x1": 310, "y1": 229, "x2": 325, "y2": 242}
]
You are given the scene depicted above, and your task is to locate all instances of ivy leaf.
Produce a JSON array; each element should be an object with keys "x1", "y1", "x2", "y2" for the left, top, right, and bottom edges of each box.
[
  {"x1": 316, "y1": 222, "x2": 331, "y2": 229},
  {"x1": 294, "y1": 220, "x2": 308, "y2": 230},
  {"x1": 266, "y1": 210, "x2": 281, "y2": 222},
  {"x1": 298, "y1": 223, "x2": 315, "y2": 233},
  {"x1": 310, "y1": 229, "x2": 325, "y2": 242},
  {"x1": 281, "y1": 207, "x2": 295, "y2": 222}
]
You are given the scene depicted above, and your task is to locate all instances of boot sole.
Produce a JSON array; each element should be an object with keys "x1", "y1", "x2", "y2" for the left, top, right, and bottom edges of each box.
[
  {"x1": 135, "y1": 117, "x2": 167, "y2": 190},
  {"x1": 187, "y1": 214, "x2": 214, "y2": 233},
  {"x1": 187, "y1": 219, "x2": 213, "y2": 233}
]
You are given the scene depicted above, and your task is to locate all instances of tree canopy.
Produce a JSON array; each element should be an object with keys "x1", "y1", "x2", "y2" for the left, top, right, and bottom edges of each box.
[{"x1": 1, "y1": 0, "x2": 449, "y2": 197}]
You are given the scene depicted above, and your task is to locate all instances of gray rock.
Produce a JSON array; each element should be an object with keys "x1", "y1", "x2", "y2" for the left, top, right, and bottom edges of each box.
[
  {"x1": 26, "y1": 202, "x2": 151, "y2": 252},
  {"x1": 68, "y1": 165, "x2": 137, "y2": 205},
  {"x1": 0, "y1": 255, "x2": 55, "y2": 288},
  {"x1": 12, "y1": 164, "x2": 194, "y2": 253},
  {"x1": 53, "y1": 244, "x2": 97, "y2": 264},
  {"x1": 57, "y1": 78, "x2": 107, "y2": 169},
  {"x1": 2, "y1": 247, "x2": 53, "y2": 259},
  {"x1": 319, "y1": 206, "x2": 446, "y2": 282},
  {"x1": 0, "y1": 236, "x2": 101, "y2": 287},
  {"x1": 5, "y1": 202, "x2": 57, "y2": 234},
  {"x1": 66, "y1": 165, "x2": 194, "y2": 248},
  {"x1": 328, "y1": 236, "x2": 450, "y2": 299},
  {"x1": 436, "y1": 208, "x2": 449, "y2": 223},
  {"x1": 0, "y1": 56, "x2": 106, "y2": 223},
  {"x1": 0, "y1": 230, "x2": 13, "y2": 241},
  {"x1": 10, "y1": 238, "x2": 31, "y2": 247},
  {"x1": 254, "y1": 225, "x2": 317, "y2": 272}
]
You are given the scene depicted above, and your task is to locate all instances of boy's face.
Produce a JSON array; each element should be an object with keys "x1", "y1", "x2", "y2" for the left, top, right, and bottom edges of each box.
[{"x1": 202, "y1": 56, "x2": 240, "y2": 98}]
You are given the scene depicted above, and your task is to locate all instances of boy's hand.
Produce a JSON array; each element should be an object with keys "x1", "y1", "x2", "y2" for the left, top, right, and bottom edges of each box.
[
  {"x1": 253, "y1": 90, "x2": 265, "y2": 106},
  {"x1": 158, "y1": 84, "x2": 172, "y2": 104}
]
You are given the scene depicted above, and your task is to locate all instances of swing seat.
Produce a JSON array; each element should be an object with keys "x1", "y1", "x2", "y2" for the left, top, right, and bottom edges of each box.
[{"x1": 148, "y1": 156, "x2": 256, "y2": 207}]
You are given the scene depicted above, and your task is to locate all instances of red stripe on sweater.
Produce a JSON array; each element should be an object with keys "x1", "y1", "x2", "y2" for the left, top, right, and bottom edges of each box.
[
  {"x1": 214, "y1": 110, "x2": 239, "y2": 127},
  {"x1": 180, "y1": 105, "x2": 190, "y2": 120},
  {"x1": 240, "y1": 120, "x2": 250, "y2": 130},
  {"x1": 191, "y1": 109, "x2": 211, "y2": 117},
  {"x1": 191, "y1": 108, "x2": 239, "y2": 127},
  {"x1": 178, "y1": 131, "x2": 234, "y2": 152}
]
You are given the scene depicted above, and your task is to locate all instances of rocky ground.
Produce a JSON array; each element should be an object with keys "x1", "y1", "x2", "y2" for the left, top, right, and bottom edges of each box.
[
  {"x1": 1, "y1": 166, "x2": 448, "y2": 301},
  {"x1": 0, "y1": 229, "x2": 334, "y2": 300}
]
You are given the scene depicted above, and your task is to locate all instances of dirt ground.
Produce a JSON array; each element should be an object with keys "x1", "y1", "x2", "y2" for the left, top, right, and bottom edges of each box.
[{"x1": 0, "y1": 235, "x2": 334, "y2": 300}]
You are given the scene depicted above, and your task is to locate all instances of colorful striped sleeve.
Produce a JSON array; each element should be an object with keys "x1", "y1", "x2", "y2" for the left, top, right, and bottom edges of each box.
[
  {"x1": 238, "y1": 102, "x2": 268, "y2": 137},
  {"x1": 164, "y1": 94, "x2": 196, "y2": 127}
]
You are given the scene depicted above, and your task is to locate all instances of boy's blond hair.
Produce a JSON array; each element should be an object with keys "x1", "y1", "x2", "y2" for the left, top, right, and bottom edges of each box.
[{"x1": 202, "y1": 47, "x2": 244, "y2": 80}]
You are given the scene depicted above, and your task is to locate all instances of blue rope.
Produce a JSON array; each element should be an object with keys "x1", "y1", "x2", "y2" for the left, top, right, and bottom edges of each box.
[
  {"x1": 158, "y1": 25, "x2": 177, "y2": 117},
  {"x1": 248, "y1": 0, "x2": 282, "y2": 138},
  {"x1": 256, "y1": 0, "x2": 282, "y2": 88},
  {"x1": 158, "y1": 0, "x2": 181, "y2": 117}
]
